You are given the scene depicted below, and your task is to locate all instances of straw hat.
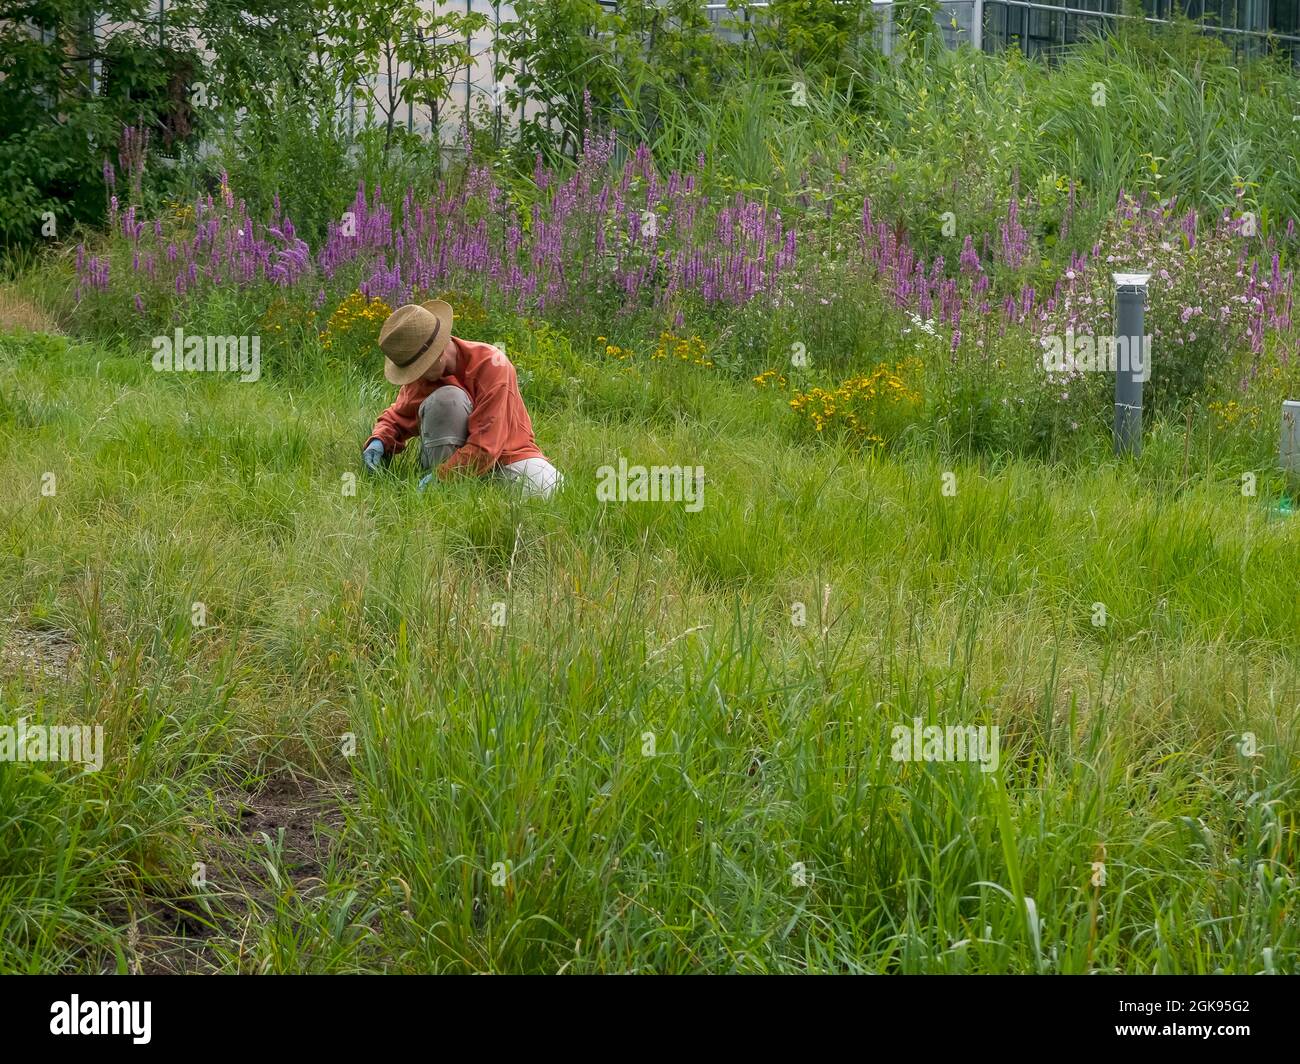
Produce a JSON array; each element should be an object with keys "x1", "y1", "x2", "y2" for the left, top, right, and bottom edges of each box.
[{"x1": 379, "y1": 300, "x2": 454, "y2": 386}]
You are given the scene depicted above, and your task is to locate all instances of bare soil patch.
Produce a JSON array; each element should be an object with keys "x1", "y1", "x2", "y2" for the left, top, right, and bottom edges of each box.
[
  {"x1": 124, "y1": 774, "x2": 350, "y2": 972},
  {"x1": 0, "y1": 623, "x2": 77, "y2": 682}
]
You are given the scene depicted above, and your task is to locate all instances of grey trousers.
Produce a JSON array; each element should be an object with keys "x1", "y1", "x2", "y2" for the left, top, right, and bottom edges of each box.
[
  {"x1": 417, "y1": 384, "x2": 563, "y2": 498},
  {"x1": 418, "y1": 385, "x2": 473, "y2": 470}
]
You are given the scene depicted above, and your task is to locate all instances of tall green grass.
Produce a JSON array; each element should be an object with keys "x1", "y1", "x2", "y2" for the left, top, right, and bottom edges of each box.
[
  {"x1": 1, "y1": 328, "x2": 1296, "y2": 973},
  {"x1": 603, "y1": 23, "x2": 1300, "y2": 254}
]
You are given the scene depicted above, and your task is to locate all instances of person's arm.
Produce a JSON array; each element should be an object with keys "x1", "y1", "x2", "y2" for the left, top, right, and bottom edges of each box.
[
  {"x1": 367, "y1": 383, "x2": 424, "y2": 456},
  {"x1": 436, "y1": 362, "x2": 515, "y2": 479}
]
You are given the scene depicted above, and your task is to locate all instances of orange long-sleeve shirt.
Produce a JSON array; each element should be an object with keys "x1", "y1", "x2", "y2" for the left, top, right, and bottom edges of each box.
[{"x1": 367, "y1": 337, "x2": 545, "y2": 479}]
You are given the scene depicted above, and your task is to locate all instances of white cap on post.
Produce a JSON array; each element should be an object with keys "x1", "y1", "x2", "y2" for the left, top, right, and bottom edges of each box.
[{"x1": 1112, "y1": 272, "x2": 1152, "y2": 289}]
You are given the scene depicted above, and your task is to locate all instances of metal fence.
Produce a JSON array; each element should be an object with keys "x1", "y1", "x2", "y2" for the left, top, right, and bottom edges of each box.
[{"x1": 708, "y1": 0, "x2": 1300, "y2": 61}]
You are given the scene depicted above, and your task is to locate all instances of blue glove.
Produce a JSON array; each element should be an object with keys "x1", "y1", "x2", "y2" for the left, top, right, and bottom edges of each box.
[
  {"x1": 362, "y1": 438, "x2": 385, "y2": 472},
  {"x1": 418, "y1": 472, "x2": 435, "y2": 492}
]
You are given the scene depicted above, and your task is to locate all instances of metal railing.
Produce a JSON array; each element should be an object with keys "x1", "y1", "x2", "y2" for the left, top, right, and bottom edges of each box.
[
  {"x1": 981, "y1": 0, "x2": 1300, "y2": 43},
  {"x1": 701, "y1": 0, "x2": 1300, "y2": 52}
]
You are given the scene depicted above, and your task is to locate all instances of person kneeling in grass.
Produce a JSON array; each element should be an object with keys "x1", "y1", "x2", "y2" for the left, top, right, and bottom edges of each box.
[{"x1": 361, "y1": 299, "x2": 562, "y2": 498}]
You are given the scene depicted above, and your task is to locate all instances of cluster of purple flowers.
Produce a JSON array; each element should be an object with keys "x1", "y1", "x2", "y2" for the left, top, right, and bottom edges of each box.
[
  {"x1": 77, "y1": 171, "x2": 314, "y2": 303},
  {"x1": 80, "y1": 135, "x2": 799, "y2": 324},
  {"x1": 857, "y1": 194, "x2": 1039, "y2": 351},
  {"x1": 851, "y1": 183, "x2": 1296, "y2": 373},
  {"x1": 72, "y1": 130, "x2": 1299, "y2": 387}
]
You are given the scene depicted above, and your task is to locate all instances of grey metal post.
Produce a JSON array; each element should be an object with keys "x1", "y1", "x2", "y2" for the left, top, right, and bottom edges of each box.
[
  {"x1": 1281, "y1": 400, "x2": 1300, "y2": 474},
  {"x1": 1112, "y1": 272, "x2": 1150, "y2": 457}
]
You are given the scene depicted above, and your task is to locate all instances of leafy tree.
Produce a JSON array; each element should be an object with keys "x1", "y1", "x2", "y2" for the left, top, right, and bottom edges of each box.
[
  {"x1": 179, "y1": 0, "x2": 325, "y2": 121},
  {"x1": 499, "y1": 0, "x2": 622, "y2": 160},
  {"x1": 323, "y1": 0, "x2": 487, "y2": 153},
  {"x1": 0, "y1": 0, "x2": 197, "y2": 249},
  {"x1": 611, "y1": 0, "x2": 721, "y2": 138},
  {"x1": 745, "y1": 0, "x2": 876, "y2": 74}
]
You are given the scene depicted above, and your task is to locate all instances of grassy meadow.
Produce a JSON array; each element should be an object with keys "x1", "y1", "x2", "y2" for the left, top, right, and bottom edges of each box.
[
  {"x1": 1, "y1": 323, "x2": 1297, "y2": 973},
  {"x1": 5, "y1": 12, "x2": 1300, "y2": 975}
]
